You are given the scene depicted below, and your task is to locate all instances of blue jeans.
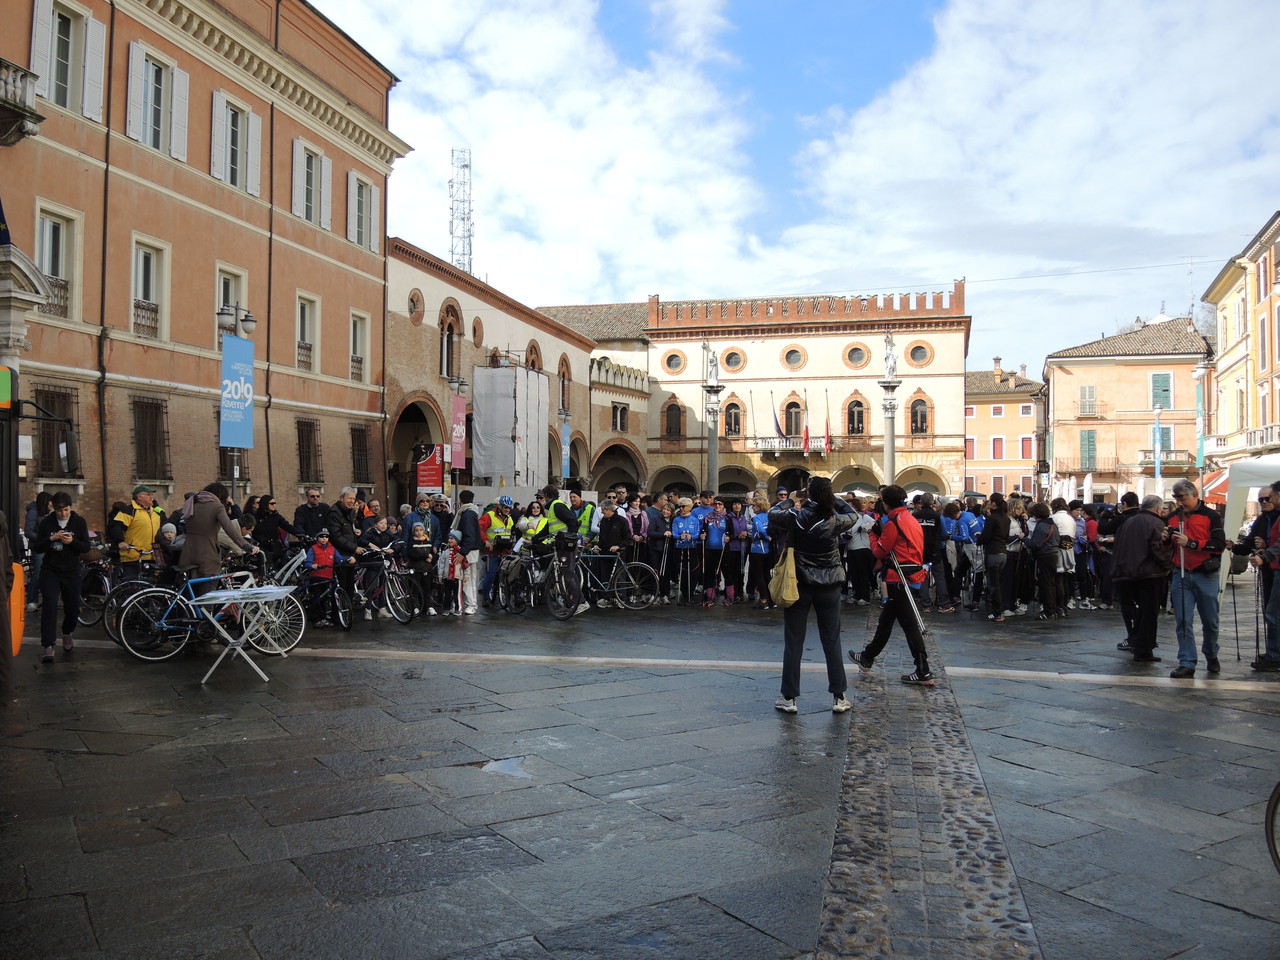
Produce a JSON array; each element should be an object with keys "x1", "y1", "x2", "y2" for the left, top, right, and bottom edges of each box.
[
  {"x1": 1171, "y1": 568, "x2": 1220, "y2": 668},
  {"x1": 1263, "y1": 575, "x2": 1280, "y2": 663}
]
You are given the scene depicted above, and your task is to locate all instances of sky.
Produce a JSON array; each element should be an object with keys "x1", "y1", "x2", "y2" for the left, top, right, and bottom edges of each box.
[{"x1": 311, "y1": 0, "x2": 1280, "y2": 376}]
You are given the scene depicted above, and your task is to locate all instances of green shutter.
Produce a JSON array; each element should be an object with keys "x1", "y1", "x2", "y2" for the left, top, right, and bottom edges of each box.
[
  {"x1": 1151, "y1": 373, "x2": 1172, "y2": 409},
  {"x1": 1079, "y1": 429, "x2": 1097, "y2": 470}
]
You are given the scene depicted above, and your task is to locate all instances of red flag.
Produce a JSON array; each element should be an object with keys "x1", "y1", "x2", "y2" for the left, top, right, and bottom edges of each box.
[{"x1": 801, "y1": 394, "x2": 809, "y2": 448}]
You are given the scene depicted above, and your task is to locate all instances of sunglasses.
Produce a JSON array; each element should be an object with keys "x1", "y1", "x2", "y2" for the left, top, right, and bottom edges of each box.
[{"x1": 268, "y1": 501, "x2": 277, "y2": 506}]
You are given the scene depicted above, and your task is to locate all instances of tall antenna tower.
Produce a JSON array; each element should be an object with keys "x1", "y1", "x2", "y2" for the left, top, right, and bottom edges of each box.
[{"x1": 449, "y1": 148, "x2": 473, "y2": 275}]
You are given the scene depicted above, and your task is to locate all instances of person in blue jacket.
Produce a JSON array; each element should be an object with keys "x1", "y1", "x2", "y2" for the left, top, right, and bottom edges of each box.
[
  {"x1": 670, "y1": 497, "x2": 703, "y2": 604},
  {"x1": 747, "y1": 492, "x2": 775, "y2": 608},
  {"x1": 701, "y1": 499, "x2": 730, "y2": 606}
]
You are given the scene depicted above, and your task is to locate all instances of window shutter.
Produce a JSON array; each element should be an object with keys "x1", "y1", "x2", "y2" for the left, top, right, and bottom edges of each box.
[
  {"x1": 291, "y1": 139, "x2": 305, "y2": 217},
  {"x1": 125, "y1": 41, "x2": 145, "y2": 141},
  {"x1": 169, "y1": 65, "x2": 189, "y2": 161},
  {"x1": 319, "y1": 155, "x2": 333, "y2": 229},
  {"x1": 346, "y1": 170, "x2": 358, "y2": 242},
  {"x1": 210, "y1": 90, "x2": 227, "y2": 181},
  {"x1": 246, "y1": 110, "x2": 262, "y2": 196},
  {"x1": 30, "y1": 0, "x2": 53, "y2": 99},
  {"x1": 1151, "y1": 373, "x2": 1172, "y2": 409},
  {"x1": 368, "y1": 184, "x2": 380, "y2": 252},
  {"x1": 82, "y1": 16, "x2": 106, "y2": 121}
]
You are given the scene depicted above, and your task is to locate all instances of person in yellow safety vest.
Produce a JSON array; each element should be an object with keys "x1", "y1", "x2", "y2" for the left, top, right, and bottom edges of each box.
[
  {"x1": 568, "y1": 489, "x2": 595, "y2": 543},
  {"x1": 107, "y1": 485, "x2": 166, "y2": 569},
  {"x1": 538, "y1": 484, "x2": 589, "y2": 616},
  {"x1": 479, "y1": 496, "x2": 516, "y2": 605}
]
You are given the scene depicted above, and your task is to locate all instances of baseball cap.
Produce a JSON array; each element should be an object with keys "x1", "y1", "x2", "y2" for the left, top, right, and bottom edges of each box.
[{"x1": 133, "y1": 484, "x2": 157, "y2": 496}]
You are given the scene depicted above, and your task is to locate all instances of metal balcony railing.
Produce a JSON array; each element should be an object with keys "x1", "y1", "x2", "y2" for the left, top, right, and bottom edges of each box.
[
  {"x1": 40, "y1": 276, "x2": 68, "y2": 318},
  {"x1": 350, "y1": 354, "x2": 364, "y2": 381},
  {"x1": 132, "y1": 299, "x2": 160, "y2": 338},
  {"x1": 296, "y1": 340, "x2": 313, "y2": 371}
]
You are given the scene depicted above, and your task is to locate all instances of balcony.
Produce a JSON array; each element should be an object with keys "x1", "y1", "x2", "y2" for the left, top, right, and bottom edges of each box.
[
  {"x1": 1053, "y1": 457, "x2": 1119, "y2": 475},
  {"x1": 296, "y1": 340, "x2": 313, "y2": 371},
  {"x1": 1073, "y1": 399, "x2": 1110, "y2": 418},
  {"x1": 1248, "y1": 424, "x2": 1280, "y2": 451},
  {"x1": 350, "y1": 354, "x2": 364, "y2": 382},
  {"x1": 39, "y1": 276, "x2": 68, "y2": 318},
  {"x1": 1138, "y1": 449, "x2": 1193, "y2": 470},
  {"x1": 132, "y1": 299, "x2": 159, "y2": 338},
  {"x1": 755, "y1": 436, "x2": 830, "y2": 455},
  {"x1": 0, "y1": 57, "x2": 43, "y2": 145}
]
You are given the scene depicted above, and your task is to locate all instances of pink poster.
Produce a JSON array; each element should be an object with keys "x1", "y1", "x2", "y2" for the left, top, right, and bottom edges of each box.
[{"x1": 448, "y1": 394, "x2": 467, "y2": 467}]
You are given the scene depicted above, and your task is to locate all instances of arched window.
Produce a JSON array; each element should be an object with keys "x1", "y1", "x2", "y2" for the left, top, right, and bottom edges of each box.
[
  {"x1": 910, "y1": 399, "x2": 929, "y2": 435},
  {"x1": 784, "y1": 402, "x2": 802, "y2": 436},
  {"x1": 847, "y1": 400, "x2": 865, "y2": 435},
  {"x1": 664, "y1": 403, "x2": 682, "y2": 438},
  {"x1": 438, "y1": 304, "x2": 460, "y2": 379},
  {"x1": 557, "y1": 356, "x2": 571, "y2": 413},
  {"x1": 724, "y1": 403, "x2": 741, "y2": 437}
]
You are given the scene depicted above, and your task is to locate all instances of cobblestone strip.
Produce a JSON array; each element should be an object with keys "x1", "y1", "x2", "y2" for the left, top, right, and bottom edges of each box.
[{"x1": 817, "y1": 624, "x2": 1042, "y2": 959}]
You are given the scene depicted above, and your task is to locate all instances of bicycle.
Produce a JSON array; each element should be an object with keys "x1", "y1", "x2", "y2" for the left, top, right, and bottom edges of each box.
[
  {"x1": 576, "y1": 551, "x2": 658, "y2": 610},
  {"x1": 352, "y1": 552, "x2": 415, "y2": 623},
  {"x1": 294, "y1": 569, "x2": 354, "y2": 631},
  {"x1": 1267, "y1": 779, "x2": 1280, "y2": 874},
  {"x1": 116, "y1": 567, "x2": 304, "y2": 660}
]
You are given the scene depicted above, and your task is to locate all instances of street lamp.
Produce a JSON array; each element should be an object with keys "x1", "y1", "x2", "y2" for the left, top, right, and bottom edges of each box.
[
  {"x1": 1153, "y1": 403, "x2": 1163, "y2": 496},
  {"x1": 216, "y1": 302, "x2": 256, "y2": 504}
]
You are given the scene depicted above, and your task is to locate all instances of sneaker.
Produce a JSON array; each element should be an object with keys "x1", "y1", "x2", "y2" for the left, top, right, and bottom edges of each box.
[
  {"x1": 41, "y1": 646, "x2": 54, "y2": 663},
  {"x1": 596, "y1": 599, "x2": 612, "y2": 609},
  {"x1": 843, "y1": 595, "x2": 857, "y2": 605},
  {"x1": 1205, "y1": 657, "x2": 1221, "y2": 674},
  {"x1": 363, "y1": 609, "x2": 373, "y2": 621},
  {"x1": 774, "y1": 697, "x2": 798, "y2": 714},
  {"x1": 426, "y1": 607, "x2": 439, "y2": 616},
  {"x1": 856, "y1": 598, "x2": 869, "y2": 606},
  {"x1": 574, "y1": 601, "x2": 590, "y2": 616},
  {"x1": 832, "y1": 696, "x2": 852, "y2": 714},
  {"x1": 1170, "y1": 666, "x2": 1195, "y2": 679},
  {"x1": 1132, "y1": 652, "x2": 1161, "y2": 662},
  {"x1": 25, "y1": 602, "x2": 37, "y2": 612},
  {"x1": 901, "y1": 670, "x2": 935, "y2": 686},
  {"x1": 1078, "y1": 600, "x2": 1096, "y2": 610},
  {"x1": 1036, "y1": 613, "x2": 1054, "y2": 621},
  {"x1": 849, "y1": 649, "x2": 873, "y2": 673},
  {"x1": 659, "y1": 596, "x2": 671, "y2": 605},
  {"x1": 938, "y1": 604, "x2": 956, "y2": 613},
  {"x1": 1116, "y1": 640, "x2": 1133, "y2": 651},
  {"x1": 463, "y1": 607, "x2": 477, "y2": 615},
  {"x1": 1014, "y1": 604, "x2": 1028, "y2": 615},
  {"x1": 1002, "y1": 609, "x2": 1017, "y2": 618}
]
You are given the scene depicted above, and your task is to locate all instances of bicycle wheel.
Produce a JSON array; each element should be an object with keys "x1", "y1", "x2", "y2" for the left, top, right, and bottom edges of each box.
[
  {"x1": 247, "y1": 594, "x2": 307, "y2": 655},
  {"x1": 118, "y1": 588, "x2": 193, "y2": 661},
  {"x1": 385, "y1": 572, "x2": 414, "y2": 623},
  {"x1": 333, "y1": 585, "x2": 353, "y2": 631},
  {"x1": 545, "y1": 563, "x2": 578, "y2": 621},
  {"x1": 103, "y1": 579, "x2": 157, "y2": 643},
  {"x1": 77, "y1": 570, "x2": 110, "y2": 626},
  {"x1": 617, "y1": 562, "x2": 659, "y2": 610},
  {"x1": 403, "y1": 575, "x2": 426, "y2": 618},
  {"x1": 1267, "y1": 780, "x2": 1280, "y2": 875}
]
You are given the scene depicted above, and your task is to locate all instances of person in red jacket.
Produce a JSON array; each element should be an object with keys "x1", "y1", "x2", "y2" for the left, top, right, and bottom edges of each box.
[
  {"x1": 849, "y1": 484, "x2": 934, "y2": 685},
  {"x1": 1165, "y1": 479, "x2": 1226, "y2": 678}
]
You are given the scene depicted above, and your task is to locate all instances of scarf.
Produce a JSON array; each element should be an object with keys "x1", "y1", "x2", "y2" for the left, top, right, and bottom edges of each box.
[{"x1": 181, "y1": 490, "x2": 222, "y2": 520}]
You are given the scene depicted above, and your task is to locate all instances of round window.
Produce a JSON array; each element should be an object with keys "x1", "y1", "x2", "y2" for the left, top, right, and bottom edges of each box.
[
  {"x1": 724, "y1": 351, "x2": 742, "y2": 370},
  {"x1": 785, "y1": 349, "x2": 802, "y2": 366},
  {"x1": 910, "y1": 345, "x2": 929, "y2": 364},
  {"x1": 847, "y1": 347, "x2": 865, "y2": 365},
  {"x1": 665, "y1": 354, "x2": 683, "y2": 372}
]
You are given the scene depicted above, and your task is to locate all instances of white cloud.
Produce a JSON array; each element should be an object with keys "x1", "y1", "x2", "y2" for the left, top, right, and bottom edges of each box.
[{"x1": 315, "y1": 0, "x2": 1280, "y2": 371}]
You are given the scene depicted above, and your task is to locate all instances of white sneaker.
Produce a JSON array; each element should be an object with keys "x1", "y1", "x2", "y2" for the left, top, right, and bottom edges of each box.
[
  {"x1": 658, "y1": 596, "x2": 670, "y2": 605},
  {"x1": 1014, "y1": 604, "x2": 1028, "y2": 615},
  {"x1": 1067, "y1": 599, "x2": 1077, "y2": 609},
  {"x1": 1002, "y1": 609, "x2": 1017, "y2": 618},
  {"x1": 574, "y1": 601, "x2": 590, "y2": 616},
  {"x1": 363, "y1": 609, "x2": 373, "y2": 621},
  {"x1": 832, "y1": 697, "x2": 852, "y2": 714},
  {"x1": 463, "y1": 607, "x2": 477, "y2": 615},
  {"x1": 596, "y1": 599, "x2": 613, "y2": 609},
  {"x1": 426, "y1": 607, "x2": 438, "y2": 616},
  {"x1": 774, "y1": 697, "x2": 798, "y2": 714},
  {"x1": 25, "y1": 602, "x2": 37, "y2": 612},
  {"x1": 1078, "y1": 600, "x2": 1096, "y2": 610}
]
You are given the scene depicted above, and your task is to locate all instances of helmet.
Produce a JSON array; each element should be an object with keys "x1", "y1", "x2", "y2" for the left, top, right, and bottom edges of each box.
[{"x1": 498, "y1": 495, "x2": 513, "y2": 508}]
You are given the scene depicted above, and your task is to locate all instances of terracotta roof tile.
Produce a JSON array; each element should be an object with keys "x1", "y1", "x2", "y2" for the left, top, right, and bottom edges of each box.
[
  {"x1": 537, "y1": 303, "x2": 648, "y2": 342},
  {"x1": 964, "y1": 371, "x2": 1041, "y2": 395},
  {"x1": 1046, "y1": 320, "x2": 1215, "y2": 360}
]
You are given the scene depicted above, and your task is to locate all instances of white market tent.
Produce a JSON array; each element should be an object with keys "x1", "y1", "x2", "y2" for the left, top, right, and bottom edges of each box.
[{"x1": 1219, "y1": 453, "x2": 1280, "y2": 592}]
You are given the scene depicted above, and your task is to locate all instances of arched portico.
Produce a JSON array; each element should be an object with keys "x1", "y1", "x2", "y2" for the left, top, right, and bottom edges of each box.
[
  {"x1": 591, "y1": 441, "x2": 645, "y2": 494},
  {"x1": 896, "y1": 465, "x2": 948, "y2": 496},
  {"x1": 832, "y1": 463, "x2": 882, "y2": 496},
  {"x1": 717, "y1": 463, "x2": 759, "y2": 495},
  {"x1": 388, "y1": 395, "x2": 446, "y2": 507},
  {"x1": 650, "y1": 465, "x2": 698, "y2": 497}
]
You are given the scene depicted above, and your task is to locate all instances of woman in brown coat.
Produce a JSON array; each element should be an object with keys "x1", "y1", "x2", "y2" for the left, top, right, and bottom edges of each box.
[{"x1": 179, "y1": 483, "x2": 258, "y2": 590}]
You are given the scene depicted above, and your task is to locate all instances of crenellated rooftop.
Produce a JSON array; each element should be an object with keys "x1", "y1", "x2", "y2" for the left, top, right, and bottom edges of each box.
[{"x1": 648, "y1": 282, "x2": 965, "y2": 329}]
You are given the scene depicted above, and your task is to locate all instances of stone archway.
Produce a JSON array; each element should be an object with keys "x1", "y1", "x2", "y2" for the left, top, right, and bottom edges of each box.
[
  {"x1": 896, "y1": 465, "x2": 948, "y2": 496},
  {"x1": 717, "y1": 463, "x2": 759, "y2": 495},
  {"x1": 832, "y1": 463, "x2": 882, "y2": 496},
  {"x1": 388, "y1": 396, "x2": 445, "y2": 508},
  {"x1": 591, "y1": 441, "x2": 644, "y2": 494},
  {"x1": 650, "y1": 465, "x2": 698, "y2": 497}
]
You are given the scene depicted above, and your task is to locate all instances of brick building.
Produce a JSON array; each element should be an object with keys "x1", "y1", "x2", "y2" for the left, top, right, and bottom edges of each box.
[{"x1": 4, "y1": 0, "x2": 409, "y2": 524}]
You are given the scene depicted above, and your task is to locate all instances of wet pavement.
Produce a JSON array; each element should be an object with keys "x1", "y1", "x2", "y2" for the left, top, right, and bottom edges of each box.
[{"x1": 2, "y1": 585, "x2": 1278, "y2": 959}]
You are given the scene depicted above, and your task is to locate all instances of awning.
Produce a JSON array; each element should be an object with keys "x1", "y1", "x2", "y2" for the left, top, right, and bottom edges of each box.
[{"x1": 1201, "y1": 469, "x2": 1229, "y2": 504}]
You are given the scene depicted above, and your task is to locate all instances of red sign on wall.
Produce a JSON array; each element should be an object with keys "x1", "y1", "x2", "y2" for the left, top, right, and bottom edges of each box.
[{"x1": 415, "y1": 444, "x2": 444, "y2": 493}]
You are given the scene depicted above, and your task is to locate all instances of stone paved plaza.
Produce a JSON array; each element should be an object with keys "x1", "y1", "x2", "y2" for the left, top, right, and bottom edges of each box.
[{"x1": 2, "y1": 590, "x2": 1278, "y2": 959}]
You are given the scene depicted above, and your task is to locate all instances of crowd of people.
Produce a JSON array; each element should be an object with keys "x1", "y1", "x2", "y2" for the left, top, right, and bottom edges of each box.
[{"x1": 8, "y1": 474, "x2": 1280, "y2": 701}]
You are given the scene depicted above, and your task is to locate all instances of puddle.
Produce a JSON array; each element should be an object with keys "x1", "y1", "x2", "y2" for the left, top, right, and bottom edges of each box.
[{"x1": 481, "y1": 757, "x2": 534, "y2": 779}]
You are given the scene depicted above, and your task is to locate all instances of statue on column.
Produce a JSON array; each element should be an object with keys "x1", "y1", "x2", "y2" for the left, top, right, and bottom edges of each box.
[
  {"x1": 883, "y1": 333, "x2": 897, "y2": 380},
  {"x1": 707, "y1": 349, "x2": 719, "y2": 386}
]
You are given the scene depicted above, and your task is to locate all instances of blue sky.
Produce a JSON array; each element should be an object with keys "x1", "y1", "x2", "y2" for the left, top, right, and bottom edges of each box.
[{"x1": 311, "y1": 0, "x2": 1280, "y2": 375}]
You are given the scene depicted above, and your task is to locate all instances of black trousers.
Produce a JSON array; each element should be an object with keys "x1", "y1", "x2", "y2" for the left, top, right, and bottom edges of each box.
[
  {"x1": 1118, "y1": 578, "x2": 1161, "y2": 654},
  {"x1": 864, "y1": 581, "x2": 929, "y2": 674},
  {"x1": 39, "y1": 565, "x2": 81, "y2": 646},
  {"x1": 780, "y1": 582, "x2": 846, "y2": 699}
]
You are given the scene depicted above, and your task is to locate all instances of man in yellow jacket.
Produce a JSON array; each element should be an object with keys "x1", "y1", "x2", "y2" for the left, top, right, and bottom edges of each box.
[{"x1": 108, "y1": 485, "x2": 166, "y2": 570}]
